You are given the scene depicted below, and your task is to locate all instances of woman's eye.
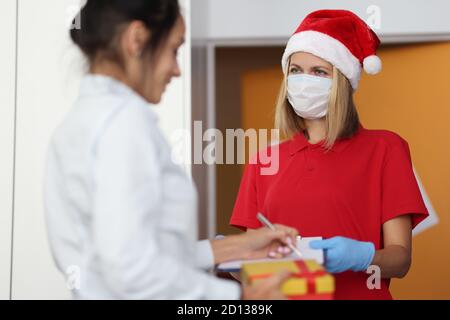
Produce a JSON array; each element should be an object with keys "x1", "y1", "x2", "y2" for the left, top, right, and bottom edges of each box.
[
  {"x1": 289, "y1": 68, "x2": 299, "y2": 74},
  {"x1": 315, "y1": 69, "x2": 327, "y2": 76}
]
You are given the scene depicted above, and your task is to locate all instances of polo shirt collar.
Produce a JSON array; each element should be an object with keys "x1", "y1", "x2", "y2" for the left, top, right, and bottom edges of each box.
[{"x1": 289, "y1": 123, "x2": 364, "y2": 155}]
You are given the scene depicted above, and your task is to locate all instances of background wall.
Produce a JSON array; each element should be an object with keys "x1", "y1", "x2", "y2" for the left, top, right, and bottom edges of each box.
[
  {"x1": 192, "y1": 0, "x2": 450, "y2": 43},
  {"x1": 215, "y1": 47, "x2": 284, "y2": 236},
  {"x1": 235, "y1": 42, "x2": 450, "y2": 299},
  {"x1": 1, "y1": 0, "x2": 191, "y2": 300}
]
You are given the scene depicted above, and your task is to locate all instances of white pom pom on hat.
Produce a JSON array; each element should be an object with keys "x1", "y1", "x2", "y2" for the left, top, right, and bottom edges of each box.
[
  {"x1": 363, "y1": 55, "x2": 382, "y2": 75},
  {"x1": 281, "y1": 9, "x2": 382, "y2": 90}
]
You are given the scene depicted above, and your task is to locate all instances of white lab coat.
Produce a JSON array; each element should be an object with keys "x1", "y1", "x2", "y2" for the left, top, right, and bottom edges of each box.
[{"x1": 44, "y1": 74, "x2": 240, "y2": 299}]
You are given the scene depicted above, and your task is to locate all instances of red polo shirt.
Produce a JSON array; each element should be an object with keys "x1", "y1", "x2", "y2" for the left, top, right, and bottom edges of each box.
[{"x1": 230, "y1": 124, "x2": 429, "y2": 300}]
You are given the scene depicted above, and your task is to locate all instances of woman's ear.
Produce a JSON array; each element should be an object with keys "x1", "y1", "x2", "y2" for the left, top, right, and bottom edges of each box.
[{"x1": 122, "y1": 21, "x2": 151, "y2": 59}]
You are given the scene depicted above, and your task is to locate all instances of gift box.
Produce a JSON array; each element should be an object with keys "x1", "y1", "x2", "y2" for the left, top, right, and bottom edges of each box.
[{"x1": 241, "y1": 259, "x2": 335, "y2": 300}]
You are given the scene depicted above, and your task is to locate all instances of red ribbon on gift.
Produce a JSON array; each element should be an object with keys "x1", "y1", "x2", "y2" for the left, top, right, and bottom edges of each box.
[
  {"x1": 293, "y1": 260, "x2": 327, "y2": 294},
  {"x1": 249, "y1": 260, "x2": 327, "y2": 294}
]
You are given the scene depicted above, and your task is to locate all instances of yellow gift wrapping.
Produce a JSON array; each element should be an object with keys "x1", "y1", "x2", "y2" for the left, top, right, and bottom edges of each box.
[{"x1": 241, "y1": 259, "x2": 335, "y2": 300}]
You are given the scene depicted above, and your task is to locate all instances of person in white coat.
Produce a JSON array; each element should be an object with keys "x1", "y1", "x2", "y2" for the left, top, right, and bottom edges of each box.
[{"x1": 44, "y1": 0, "x2": 297, "y2": 300}]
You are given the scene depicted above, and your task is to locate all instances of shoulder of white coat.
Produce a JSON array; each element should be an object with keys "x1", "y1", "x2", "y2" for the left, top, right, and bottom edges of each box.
[
  {"x1": 99, "y1": 94, "x2": 158, "y2": 137},
  {"x1": 88, "y1": 95, "x2": 162, "y2": 160}
]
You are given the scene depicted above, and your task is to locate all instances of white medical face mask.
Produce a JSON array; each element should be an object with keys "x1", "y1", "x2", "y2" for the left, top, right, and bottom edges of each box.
[{"x1": 287, "y1": 74, "x2": 332, "y2": 119}]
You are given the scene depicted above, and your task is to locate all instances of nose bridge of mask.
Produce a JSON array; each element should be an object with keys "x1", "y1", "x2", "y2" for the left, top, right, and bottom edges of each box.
[{"x1": 287, "y1": 74, "x2": 332, "y2": 90}]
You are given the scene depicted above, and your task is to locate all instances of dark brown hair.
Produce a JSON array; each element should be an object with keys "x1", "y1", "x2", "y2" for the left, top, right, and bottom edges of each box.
[{"x1": 70, "y1": 0, "x2": 180, "y2": 65}]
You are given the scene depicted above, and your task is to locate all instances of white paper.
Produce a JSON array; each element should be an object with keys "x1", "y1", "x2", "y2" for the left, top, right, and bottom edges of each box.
[
  {"x1": 216, "y1": 236, "x2": 324, "y2": 272},
  {"x1": 412, "y1": 167, "x2": 439, "y2": 236}
]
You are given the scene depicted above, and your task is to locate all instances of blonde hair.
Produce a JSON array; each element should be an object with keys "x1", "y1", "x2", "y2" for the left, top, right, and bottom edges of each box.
[{"x1": 274, "y1": 60, "x2": 360, "y2": 151}]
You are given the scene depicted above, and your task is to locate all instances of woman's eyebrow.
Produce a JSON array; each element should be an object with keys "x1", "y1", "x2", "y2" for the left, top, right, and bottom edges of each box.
[
  {"x1": 290, "y1": 63, "x2": 331, "y2": 71},
  {"x1": 312, "y1": 65, "x2": 331, "y2": 71},
  {"x1": 289, "y1": 63, "x2": 302, "y2": 69}
]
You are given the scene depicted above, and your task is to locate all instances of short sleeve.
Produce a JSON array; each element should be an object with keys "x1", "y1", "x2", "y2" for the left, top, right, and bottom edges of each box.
[
  {"x1": 229, "y1": 163, "x2": 262, "y2": 231},
  {"x1": 381, "y1": 138, "x2": 429, "y2": 229}
]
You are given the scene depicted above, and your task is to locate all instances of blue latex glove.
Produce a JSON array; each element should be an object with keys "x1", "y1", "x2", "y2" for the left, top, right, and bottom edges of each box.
[{"x1": 309, "y1": 236, "x2": 375, "y2": 273}]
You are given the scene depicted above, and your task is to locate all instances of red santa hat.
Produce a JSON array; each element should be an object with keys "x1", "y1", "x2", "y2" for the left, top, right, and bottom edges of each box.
[{"x1": 281, "y1": 9, "x2": 382, "y2": 90}]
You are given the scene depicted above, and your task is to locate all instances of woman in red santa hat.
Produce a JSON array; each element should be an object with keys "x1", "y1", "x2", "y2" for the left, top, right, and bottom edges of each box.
[{"x1": 230, "y1": 9, "x2": 429, "y2": 300}]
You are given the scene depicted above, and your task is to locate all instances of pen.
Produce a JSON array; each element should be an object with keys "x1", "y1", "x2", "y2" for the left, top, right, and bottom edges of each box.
[{"x1": 256, "y1": 212, "x2": 303, "y2": 258}]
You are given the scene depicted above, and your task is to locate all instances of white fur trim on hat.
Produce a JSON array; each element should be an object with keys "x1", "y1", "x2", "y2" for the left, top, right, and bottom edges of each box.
[{"x1": 281, "y1": 30, "x2": 362, "y2": 90}]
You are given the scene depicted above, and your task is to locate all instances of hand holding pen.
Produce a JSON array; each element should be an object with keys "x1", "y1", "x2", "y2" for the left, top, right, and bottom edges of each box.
[{"x1": 257, "y1": 213, "x2": 303, "y2": 258}]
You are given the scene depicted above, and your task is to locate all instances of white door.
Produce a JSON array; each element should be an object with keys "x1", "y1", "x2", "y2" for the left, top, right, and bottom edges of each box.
[
  {"x1": 11, "y1": 0, "x2": 83, "y2": 300},
  {"x1": 11, "y1": 0, "x2": 191, "y2": 299},
  {"x1": 0, "y1": 0, "x2": 17, "y2": 300}
]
